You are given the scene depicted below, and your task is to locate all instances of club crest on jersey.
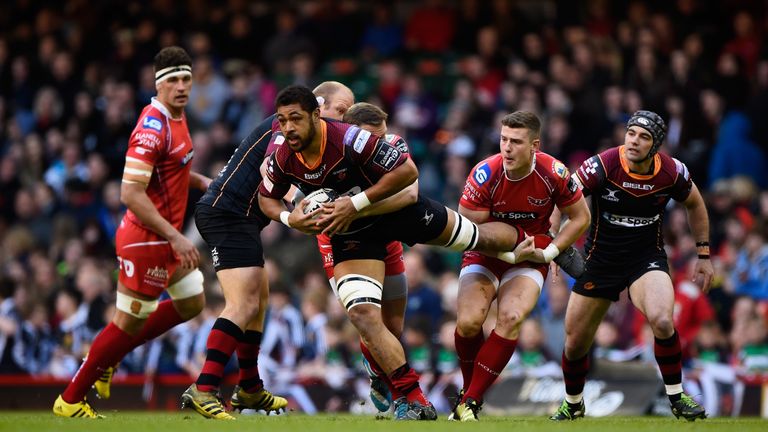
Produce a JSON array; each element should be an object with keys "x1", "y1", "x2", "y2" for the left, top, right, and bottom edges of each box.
[
  {"x1": 527, "y1": 196, "x2": 550, "y2": 206},
  {"x1": 553, "y1": 161, "x2": 568, "y2": 179},
  {"x1": 474, "y1": 163, "x2": 490, "y2": 185},
  {"x1": 142, "y1": 116, "x2": 163, "y2": 132},
  {"x1": 331, "y1": 168, "x2": 348, "y2": 181}
]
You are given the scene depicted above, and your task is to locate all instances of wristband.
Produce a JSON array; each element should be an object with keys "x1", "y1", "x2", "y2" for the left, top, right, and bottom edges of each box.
[
  {"x1": 350, "y1": 192, "x2": 371, "y2": 211},
  {"x1": 279, "y1": 211, "x2": 292, "y2": 228},
  {"x1": 542, "y1": 243, "x2": 560, "y2": 263},
  {"x1": 696, "y1": 241, "x2": 710, "y2": 247},
  {"x1": 497, "y1": 251, "x2": 517, "y2": 265},
  {"x1": 698, "y1": 254, "x2": 710, "y2": 260}
]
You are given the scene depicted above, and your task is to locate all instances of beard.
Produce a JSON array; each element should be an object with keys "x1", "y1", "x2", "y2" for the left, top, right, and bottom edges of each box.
[{"x1": 290, "y1": 121, "x2": 316, "y2": 152}]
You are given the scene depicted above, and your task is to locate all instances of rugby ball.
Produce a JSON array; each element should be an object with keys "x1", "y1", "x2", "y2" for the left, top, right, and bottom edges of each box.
[{"x1": 302, "y1": 188, "x2": 339, "y2": 216}]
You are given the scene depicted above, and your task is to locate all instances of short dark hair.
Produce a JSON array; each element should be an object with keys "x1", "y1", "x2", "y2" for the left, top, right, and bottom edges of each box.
[
  {"x1": 501, "y1": 111, "x2": 541, "y2": 140},
  {"x1": 153, "y1": 46, "x2": 192, "y2": 73},
  {"x1": 343, "y1": 102, "x2": 388, "y2": 126},
  {"x1": 275, "y1": 85, "x2": 319, "y2": 114}
]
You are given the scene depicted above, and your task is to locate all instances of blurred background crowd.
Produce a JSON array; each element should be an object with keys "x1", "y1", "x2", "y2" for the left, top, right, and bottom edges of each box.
[{"x1": 0, "y1": 0, "x2": 767, "y2": 416}]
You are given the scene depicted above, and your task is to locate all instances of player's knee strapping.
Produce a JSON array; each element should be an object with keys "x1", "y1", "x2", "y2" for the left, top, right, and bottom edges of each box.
[
  {"x1": 167, "y1": 269, "x2": 204, "y2": 300},
  {"x1": 116, "y1": 292, "x2": 158, "y2": 319},
  {"x1": 444, "y1": 209, "x2": 479, "y2": 252},
  {"x1": 336, "y1": 274, "x2": 383, "y2": 311}
]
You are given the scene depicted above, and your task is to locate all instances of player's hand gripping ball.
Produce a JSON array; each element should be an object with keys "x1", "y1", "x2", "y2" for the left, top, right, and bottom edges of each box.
[{"x1": 302, "y1": 188, "x2": 339, "y2": 218}]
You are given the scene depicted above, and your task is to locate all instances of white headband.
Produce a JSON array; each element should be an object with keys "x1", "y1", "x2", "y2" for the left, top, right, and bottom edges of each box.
[{"x1": 155, "y1": 65, "x2": 192, "y2": 85}]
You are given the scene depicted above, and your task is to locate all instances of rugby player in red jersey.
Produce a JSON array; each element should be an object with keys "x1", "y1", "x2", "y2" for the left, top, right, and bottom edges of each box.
[
  {"x1": 450, "y1": 111, "x2": 590, "y2": 421},
  {"x1": 54, "y1": 47, "x2": 210, "y2": 418},
  {"x1": 550, "y1": 110, "x2": 713, "y2": 422}
]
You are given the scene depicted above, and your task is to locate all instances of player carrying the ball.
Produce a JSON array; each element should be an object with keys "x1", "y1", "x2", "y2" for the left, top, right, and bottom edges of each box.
[{"x1": 258, "y1": 85, "x2": 538, "y2": 420}]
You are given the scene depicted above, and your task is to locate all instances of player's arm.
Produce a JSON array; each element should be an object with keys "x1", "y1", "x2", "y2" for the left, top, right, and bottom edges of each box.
[
  {"x1": 120, "y1": 158, "x2": 199, "y2": 269},
  {"x1": 189, "y1": 171, "x2": 212, "y2": 192},
  {"x1": 320, "y1": 157, "x2": 419, "y2": 236},
  {"x1": 547, "y1": 196, "x2": 590, "y2": 258},
  {"x1": 260, "y1": 157, "x2": 299, "y2": 205},
  {"x1": 682, "y1": 182, "x2": 714, "y2": 292},
  {"x1": 257, "y1": 191, "x2": 322, "y2": 235},
  {"x1": 258, "y1": 153, "x2": 324, "y2": 235},
  {"x1": 458, "y1": 203, "x2": 489, "y2": 224},
  {"x1": 355, "y1": 179, "x2": 419, "y2": 218}
]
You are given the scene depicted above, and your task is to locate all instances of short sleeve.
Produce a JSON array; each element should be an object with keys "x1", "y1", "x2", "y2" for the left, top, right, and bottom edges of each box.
[
  {"x1": 345, "y1": 126, "x2": 408, "y2": 178},
  {"x1": 671, "y1": 158, "x2": 693, "y2": 202},
  {"x1": 127, "y1": 115, "x2": 165, "y2": 166},
  {"x1": 573, "y1": 155, "x2": 604, "y2": 196},
  {"x1": 459, "y1": 161, "x2": 493, "y2": 211},
  {"x1": 258, "y1": 152, "x2": 291, "y2": 199},
  {"x1": 551, "y1": 160, "x2": 583, "y2": 208}
]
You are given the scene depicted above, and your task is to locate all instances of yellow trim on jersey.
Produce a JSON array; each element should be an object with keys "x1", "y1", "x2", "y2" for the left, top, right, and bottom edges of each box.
[
  {"x1": 296, "y1": 120, "x2": 327, "y2": 170},
  {"x1": 619, "y1": 146, "x2": 661, "y2": 179}
]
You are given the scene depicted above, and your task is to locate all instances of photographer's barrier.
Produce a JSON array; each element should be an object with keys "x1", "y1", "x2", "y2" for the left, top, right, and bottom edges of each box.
[{"x1": 485, "y1": 360, "x2": 661, "y2": 416}]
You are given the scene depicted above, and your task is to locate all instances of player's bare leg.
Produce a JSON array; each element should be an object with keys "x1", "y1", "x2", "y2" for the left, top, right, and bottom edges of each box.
[
  {"x1": 630, "y1": 271, "x2": 706, "y2": 421},
  {"x1": 550, "y1": 292, "x2": 610, "y2": 421},
  {"x1": 335, "y1": 259, "x2": 436, "y2": 420},
  {"x1": 360, "y1": 276, "x2": 406, "y2": 413},
  {"x1": 456, "y1": 275, "x2": 540, "y2": 421},
  {"x1": 95, "y1": 269, "x2": 204, "y2": 401},
  {"x1": 230, "y1": 274, "x2": 287, "y2": 414},
  {"x1": 455, "y1": 274, "x2": 495, "y2": 385},
  {"x1": 382, "y1": 296, "x2": 406, "y2": 339},
  {"x1": 54, "y1": 282, "x2": 151, "y2": 418},
  {"x1": 335, "y1": 260, "x2": 404, "y2": 371},
  {"x1": 183, "y1": 266, "x2": 266, "y2": 419},
  {"x1": 428, "y1": 208, "x2": 522, "y2": 251}
]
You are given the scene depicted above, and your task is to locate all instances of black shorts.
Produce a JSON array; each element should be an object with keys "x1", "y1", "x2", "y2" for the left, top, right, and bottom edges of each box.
[
  {"x1": 331, "y1": 195, "x2": 448, "y2": 265},
  {"x1": 572, "y1": 250, "x2": 669, "y2": 301},
  {"x1": 194, "y1": 204, "x2": 266, "y2": 271}
]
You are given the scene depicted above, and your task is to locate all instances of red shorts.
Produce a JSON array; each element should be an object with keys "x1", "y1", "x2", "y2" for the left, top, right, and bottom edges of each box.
[
  {"x1": 460, "y1": 252, "x2": 548, "y2": 287},
  {"x1": 317, "y1": 233, "x2": 404, "y2": 279},
  {"x1": 115, "y1": 220, "x2": 179, "y2": 298},
  {"x1": 460, "y1": 233, "x2": 552, "y2": 288}
]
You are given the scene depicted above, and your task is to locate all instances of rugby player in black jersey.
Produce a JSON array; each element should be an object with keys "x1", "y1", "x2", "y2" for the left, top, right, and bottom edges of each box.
[
  {"x1": 549, "y1": 111, "x2": 714, "y2": 422},
  {"x1": 259, "y1": 85, "x2": 536, "y2": 420}
]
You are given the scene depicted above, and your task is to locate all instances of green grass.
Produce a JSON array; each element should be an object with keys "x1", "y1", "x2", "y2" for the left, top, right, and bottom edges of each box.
[{"x1": 0, "y1": 412, "x2": 765, "y2": 432}]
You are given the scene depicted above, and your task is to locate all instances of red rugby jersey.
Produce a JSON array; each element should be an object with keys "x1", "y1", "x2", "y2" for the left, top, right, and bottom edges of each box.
[
  {"x1": 124, "y1": 98, "x2": 193, "y2": 231},
  {"x1": 460, "y1": 152, "x2": 582, "y2": 235}
]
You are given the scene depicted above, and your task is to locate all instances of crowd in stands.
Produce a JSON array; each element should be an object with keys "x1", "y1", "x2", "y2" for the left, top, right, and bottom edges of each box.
[{"x1": 0, "y1": 0, "x2": 767, "y2": 416}]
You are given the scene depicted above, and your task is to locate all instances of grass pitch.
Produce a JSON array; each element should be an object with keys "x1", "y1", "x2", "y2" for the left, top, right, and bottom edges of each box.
[{"x1": 0, "y1": 412, "x2": 765, "y2": 432}]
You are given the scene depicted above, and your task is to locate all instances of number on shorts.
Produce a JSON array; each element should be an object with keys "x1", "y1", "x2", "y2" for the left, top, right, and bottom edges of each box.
[{"x1": 117, "y1": 256, "x2": 135, "y2": 277}]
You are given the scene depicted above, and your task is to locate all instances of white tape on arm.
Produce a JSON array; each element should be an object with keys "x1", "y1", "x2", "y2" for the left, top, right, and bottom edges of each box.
[
  {"x1": 280, "y1": 211, "x2": 292, "y2": 227},
  {"x1": 350, "y1": 192, "x2": 371, "y2": 211},
  {"x1": 542, "y1": 243, "x2": 560, "y2": 263},
  {"x1": 496, "y1": 251, "x2": 517, "y2": 265}
]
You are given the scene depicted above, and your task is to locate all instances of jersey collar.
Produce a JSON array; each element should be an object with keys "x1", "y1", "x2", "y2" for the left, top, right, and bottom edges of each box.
[
  {"x1": 296, "y1": 119, "x2": 327, "y2": 170},
  {"x1": 150, "y1": 97, "x2": 182, "y2": 120},
  {"x1": 504, "y1": 152, "x2": 537, "y2": 181},
  {"x1": 619, "y1": 146, "x2": 661, "y2": 179}
]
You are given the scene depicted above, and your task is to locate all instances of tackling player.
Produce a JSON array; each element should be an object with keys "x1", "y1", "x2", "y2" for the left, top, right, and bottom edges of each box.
[
  {"x1": 54, "y1": 47, "x2": 209, "y2": 418},
  {"x1": 549, "y1": 110, "x2": 713, "y2": 422},
  {"x1": 258, "y1": 85, "x2": 536, "y2": 420},
  {"x1": 451, "y1": 111, "x2": 590, "y2": 421}
]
